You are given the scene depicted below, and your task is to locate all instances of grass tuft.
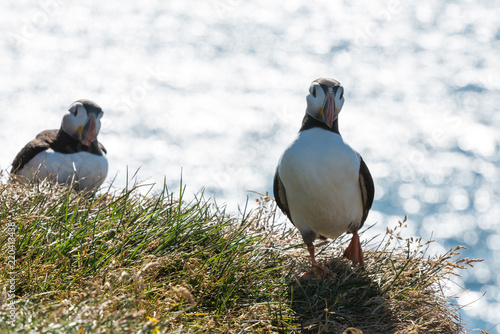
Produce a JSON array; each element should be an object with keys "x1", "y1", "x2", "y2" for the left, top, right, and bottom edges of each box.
[{"x1": 0, "y1": 180, "x2": 484, "y2": 333}]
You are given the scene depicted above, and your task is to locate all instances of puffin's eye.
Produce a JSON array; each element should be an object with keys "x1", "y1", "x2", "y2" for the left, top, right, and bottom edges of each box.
[{"x1": 310, "y1": 85, "x2": 317, "y2": 97}]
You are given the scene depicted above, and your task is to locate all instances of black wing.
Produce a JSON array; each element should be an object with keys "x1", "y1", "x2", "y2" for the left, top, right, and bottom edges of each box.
[
  {"x1": 273, "y1": 167, "x2": 293, "y2": 223},
  {"x1": 11, "y1": 130, "x2": 57, "y2": 174},
  {"x1": 358, "y1": 155, "x2": 375, "y2": 226}
]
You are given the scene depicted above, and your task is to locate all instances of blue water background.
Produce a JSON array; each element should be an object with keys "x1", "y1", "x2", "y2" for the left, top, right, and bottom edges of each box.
[{"x1": 1, "y1": 1, "x2": 499, "y2": 331}]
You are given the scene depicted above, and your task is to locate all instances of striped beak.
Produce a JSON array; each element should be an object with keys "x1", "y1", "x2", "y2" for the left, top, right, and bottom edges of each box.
[
  {"x1": 323, "y1": 94, "x2": 336, "y2": 128},
  {"x1": 81, "y1": 115, "x2": 96, "y2": 147}
]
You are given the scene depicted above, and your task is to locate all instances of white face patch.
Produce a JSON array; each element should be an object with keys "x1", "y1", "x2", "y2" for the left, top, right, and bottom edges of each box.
[
  {"x1": 333, "y1": 86, "x2": 345, "y2": 116},
  {"x1": 92, "y1": 112, "x2": 103, "y2": 141},
  {"x1": 62, "y1": 102, "x2": 88, "y2": 137},
  {"x1": 306, "y1": 82, "x2": 326, "y2": 120}
]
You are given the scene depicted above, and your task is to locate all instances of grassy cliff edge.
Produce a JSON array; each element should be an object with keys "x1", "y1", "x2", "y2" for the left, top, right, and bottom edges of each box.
[{"x1": 0, "y1": 180, "x2": 484, "y2": 333}]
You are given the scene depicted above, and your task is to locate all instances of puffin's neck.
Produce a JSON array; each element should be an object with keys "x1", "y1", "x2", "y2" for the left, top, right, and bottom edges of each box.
[
  {"x1": 57, "y1": 128, "x2": 81, "y2": 145},
  {"x1": 55, "y1": 128, "x2": 95, "y2": 153},
  {"x1": 299, "y1": 114, "x2": 340, "y2": 135}
]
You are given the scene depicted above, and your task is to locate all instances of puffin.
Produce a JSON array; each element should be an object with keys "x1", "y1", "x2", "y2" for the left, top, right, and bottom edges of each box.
[
  {"x1": 11, "y1": 99, "x2": 108, "y2": 191},
  {"x1": 273, "y1": 78, "x2": 374, "y2": 276}
]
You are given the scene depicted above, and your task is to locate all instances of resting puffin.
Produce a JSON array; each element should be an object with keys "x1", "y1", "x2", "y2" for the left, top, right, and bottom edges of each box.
[
  {"x1": 274, "y1": 78, "x2": 374, "y2": 275},
  {"x1": 11, "y1": 99, "x2": 108, "y2": 190}
]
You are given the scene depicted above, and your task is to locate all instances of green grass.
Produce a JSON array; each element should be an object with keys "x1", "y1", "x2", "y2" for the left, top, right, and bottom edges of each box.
[{"x1": 0, "y1": 177, "x2": 485, "y2": 333}]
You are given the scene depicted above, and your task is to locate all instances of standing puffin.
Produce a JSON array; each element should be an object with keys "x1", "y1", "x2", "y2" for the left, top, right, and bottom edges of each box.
[
  {"x1": 274, "y1": 78, "x2": 374, "y2": 276},
  {"x1": 11, "y1": 99, "x2": 108, "y2": 191}
]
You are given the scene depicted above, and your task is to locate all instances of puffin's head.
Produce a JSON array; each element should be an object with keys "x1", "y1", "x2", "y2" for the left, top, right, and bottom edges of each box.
[
  {"x1": 306, "y1": 78, "x2": 344, "y2": 128},
  {"x1": 62, "y1": 99, "x2": 103, "y2": 146}
]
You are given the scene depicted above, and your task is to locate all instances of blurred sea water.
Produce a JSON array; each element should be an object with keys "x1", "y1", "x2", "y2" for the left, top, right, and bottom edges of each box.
[{"x1": 1, "y1": 0, "x2": 499, "y2": 331}]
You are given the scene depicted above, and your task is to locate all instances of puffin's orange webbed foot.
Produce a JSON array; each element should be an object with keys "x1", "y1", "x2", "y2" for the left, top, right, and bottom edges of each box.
[
  {"x1": 301, "y1": 242, "x2": 326, "y2": 278},
  {"x1": 343, "y1": 230, "x2": 364, "y2": 268},
  {"x1": 301, "y1": 265, "x2": 324, "y2": 279}
]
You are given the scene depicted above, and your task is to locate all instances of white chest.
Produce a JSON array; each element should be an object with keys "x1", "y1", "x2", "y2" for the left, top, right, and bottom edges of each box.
[
  {"x1": 17, "y1": 149, "x2": 108, "y2": 190},
  {"x1": 278, "y1": 128, "x2": 363, "y2": 237}
]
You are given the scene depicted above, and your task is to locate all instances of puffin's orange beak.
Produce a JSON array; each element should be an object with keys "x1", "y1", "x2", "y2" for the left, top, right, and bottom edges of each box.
[
  {"x1": 82, "y1": 116, "x2": 95, "y2": 147},
  {"x1": 324, "y1": 95, "x2": 334, "y2": 128}
]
